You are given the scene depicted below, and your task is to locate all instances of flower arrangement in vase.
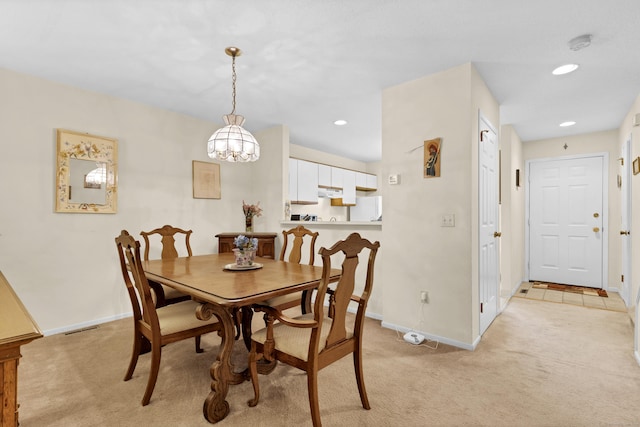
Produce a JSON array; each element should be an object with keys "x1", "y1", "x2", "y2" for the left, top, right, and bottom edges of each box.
[
  {"x1": 233, "y1": 234, "x2": 258, "y2": 266},
  {"x1": 243, "y1": 200, "x2": 262, "y2": 232}
]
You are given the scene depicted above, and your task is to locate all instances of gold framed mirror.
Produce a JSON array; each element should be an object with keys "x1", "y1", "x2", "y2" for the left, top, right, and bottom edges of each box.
[{"x1": 56, "y1": 129, "x2": 118, "y2": 213}]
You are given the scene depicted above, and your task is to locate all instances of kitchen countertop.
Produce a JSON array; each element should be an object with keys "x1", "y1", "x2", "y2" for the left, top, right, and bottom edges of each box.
[{"x1": 280, "y1": 220, "x2": 382, "y2": 227}]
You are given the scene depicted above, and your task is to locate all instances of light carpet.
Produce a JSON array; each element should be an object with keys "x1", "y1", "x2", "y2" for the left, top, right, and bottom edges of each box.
[{"x1": 18, "y1": 298, "x2": 640, "y2": 426}]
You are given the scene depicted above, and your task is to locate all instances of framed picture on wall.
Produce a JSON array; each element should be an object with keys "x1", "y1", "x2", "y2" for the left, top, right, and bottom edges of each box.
[
  {"x1": 633, "y1": 157, "x2": 640, "y2": 175},
  {"x1": 193, "y1": 160, "x2": 221, "y2": 199},
  {"x1": 423, "y1": 137, "x2": 442, "y2": 178}
]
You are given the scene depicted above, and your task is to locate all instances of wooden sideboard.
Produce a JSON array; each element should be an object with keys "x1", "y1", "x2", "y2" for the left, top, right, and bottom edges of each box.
[
  {"x1": 0, "y1": 271, "x2": 42, "y2": 427},
  {"x1": 215, "y1": 232, "x2": 278, "y2": 259}
]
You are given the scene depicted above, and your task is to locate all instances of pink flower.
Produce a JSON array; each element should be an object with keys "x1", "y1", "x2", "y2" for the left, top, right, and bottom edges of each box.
[{"x1": 242, "y1": 200, "x2": 262, "y2": 219}]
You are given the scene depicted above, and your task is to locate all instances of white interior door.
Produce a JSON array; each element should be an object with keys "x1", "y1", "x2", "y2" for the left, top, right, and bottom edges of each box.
[
  {"x1": 621, "y1": 136, "x2": 632, "y2": 305},
  {"x1": 479, "y1": 114, "x2": 499, "y2": 335},
  {"x1": 529, "y1": 156, "x2": 604, "y2": 288}
]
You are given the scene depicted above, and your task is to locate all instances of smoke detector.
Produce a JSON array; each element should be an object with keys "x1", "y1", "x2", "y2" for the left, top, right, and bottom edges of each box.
[{"x1": 568, "y1": 34, "x2": 592, "y2": 51}]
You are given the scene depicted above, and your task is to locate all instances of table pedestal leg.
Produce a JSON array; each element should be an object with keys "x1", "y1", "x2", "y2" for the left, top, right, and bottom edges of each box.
[{"x1": 196, "y1": 303, "x2": 246, "y2": 423}]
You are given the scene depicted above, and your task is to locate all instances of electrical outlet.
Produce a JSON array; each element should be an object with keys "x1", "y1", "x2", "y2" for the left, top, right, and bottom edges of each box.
[
  {"x1": 441, "y1": 214, "x2": 455, "y2": 227},
  {"x1": 420, "y1": 290, "x2": 429, "y2": 303}
]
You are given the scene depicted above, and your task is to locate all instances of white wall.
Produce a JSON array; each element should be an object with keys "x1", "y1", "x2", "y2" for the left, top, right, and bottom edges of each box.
[
  {"x1": 499, "y1": 125, "x2": 526, "y2": 304},
  {"x1": 523, "y1": 130, "x2": 620, "y2": 291},
  {"x1": 379, "y1": 63, "x2": 499, "y2": 348},
  {"x1": 0, "y1": 68, "x2": 286, "y2": 334}
]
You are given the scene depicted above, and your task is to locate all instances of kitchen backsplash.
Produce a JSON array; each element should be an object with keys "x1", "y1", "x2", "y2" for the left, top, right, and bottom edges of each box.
[{"x1": 289, "y1": 197, "x2": 348, "y2": 222}]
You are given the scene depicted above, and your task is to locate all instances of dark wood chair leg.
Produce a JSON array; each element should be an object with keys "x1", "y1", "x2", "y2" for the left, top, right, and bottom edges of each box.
[
  {"x1": 307, "y1": 370, "x2": 322, "y2": 427},
  {"x1": 247, "y1": 343, "x2": 261, "y2": 407},
  {"x1": 124, "y1": 331, "x2": 143, "y2": 381},
  {"x1": 142, "y1": 340, "x2": 162, "y2": 406},
  {"x1": 353, "y1": 346, "x2": 370, "y2": 409},
  {"x1": 241, "y1": 307, "x2": 254, "y2": 351},
  {"x1": 231, "y1": 308, "x2": 242, "y2": 340}
]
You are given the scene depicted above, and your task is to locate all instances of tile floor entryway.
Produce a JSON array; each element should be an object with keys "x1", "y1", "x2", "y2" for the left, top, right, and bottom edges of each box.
[{"x1": 515, "y1": 282, "x2": 627, "y2": 312}]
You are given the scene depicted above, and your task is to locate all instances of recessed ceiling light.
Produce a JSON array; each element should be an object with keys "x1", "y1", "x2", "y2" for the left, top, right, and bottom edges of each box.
[
  {"x1": 559, "y1": 121, "x2": 576, "y2": 127},
  {"x1": 334, "y1": 119, "x2": 348, "y2": 126},
  {"x1": 552, "y1": 64, "x2": 579, "y2": 75}
]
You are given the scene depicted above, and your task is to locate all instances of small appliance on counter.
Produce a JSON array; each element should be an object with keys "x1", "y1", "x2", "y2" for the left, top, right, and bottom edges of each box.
[{"x1": 290, "y1": 214, "x2": 317, "y2": 221}]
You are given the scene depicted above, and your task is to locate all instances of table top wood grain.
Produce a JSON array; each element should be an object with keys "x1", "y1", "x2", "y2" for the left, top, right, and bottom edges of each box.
[{"x1": 142, "y1": 253, "x2": 339, "y2": 307}]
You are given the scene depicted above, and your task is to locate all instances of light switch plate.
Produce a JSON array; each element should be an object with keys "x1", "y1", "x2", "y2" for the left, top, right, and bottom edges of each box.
[{"x1": 388, "y1": 174, "x2": 400, "y2": 185}]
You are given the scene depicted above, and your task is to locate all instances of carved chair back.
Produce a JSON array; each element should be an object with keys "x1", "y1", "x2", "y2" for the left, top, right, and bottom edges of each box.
[
  {"x1": 116, "y1": 230, "x2": 160, "y2": 331},
  {"x1": 140, "y1": 225, "x2": 193, "y2": 261},
  {"x1": 279, "y1": 225, "x2": 318, "y2": 265},
  {"x1": 248, "y1": 232, "x2": 380, "y2": 426},
  {"x1": 312, "y1": 232, "x2": 379, "y2": 358}
]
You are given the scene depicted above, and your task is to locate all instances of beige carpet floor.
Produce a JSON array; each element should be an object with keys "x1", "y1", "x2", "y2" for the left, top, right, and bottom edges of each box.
[{"x1": 18, "y1": 298, "x2": 640, "y2": 426}]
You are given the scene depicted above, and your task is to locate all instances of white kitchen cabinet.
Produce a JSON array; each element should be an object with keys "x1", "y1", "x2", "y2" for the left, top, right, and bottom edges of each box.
[
  {"x1": 356, "y1": 172, "x2": 377, "y2": 191},
  {"x1": 341, "y1": 169, "x2": 356, "y2": 205},
  {"x1": 366, "y1": 174, "x2": 377, "y2": 190},
  {"x1": 318, "y1": 164, "x2": 332, "y2": 187},
  {"x1": 291, "y1": 159, "x2": 318, "y2": 204},
  {"x1": 330, "y1": 167, "x2": 344, "y2": 189}
]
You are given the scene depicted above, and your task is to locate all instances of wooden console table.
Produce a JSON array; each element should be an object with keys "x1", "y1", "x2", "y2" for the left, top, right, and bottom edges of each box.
[
  {"x1": 215, "y1": 232, "x2": 278, "y2": 259},
  {"x1": 0, "y1": 271, "x2": 42, "y2": 427}
]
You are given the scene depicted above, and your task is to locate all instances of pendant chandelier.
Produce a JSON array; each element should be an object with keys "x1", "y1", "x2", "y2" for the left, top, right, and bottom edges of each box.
[{"x1": 207, "y1": 47, "x2": 260, "y2": 162}]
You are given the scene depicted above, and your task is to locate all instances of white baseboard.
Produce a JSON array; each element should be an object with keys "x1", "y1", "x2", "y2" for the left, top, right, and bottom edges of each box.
[
  {"x1": 345, "y1": 305, "x2": 382, "y2": 321},
  {"x1": 380, "y1": 320, "x2": 476, "y2": 351},
  {"x1": 43, "y1": 312, "x2": 133, "y2": 336}
]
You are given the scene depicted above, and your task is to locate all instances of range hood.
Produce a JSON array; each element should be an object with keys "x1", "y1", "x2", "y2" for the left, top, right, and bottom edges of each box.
[{"x1": 318, "y1": 187, "x2": 343, "y2": 198}]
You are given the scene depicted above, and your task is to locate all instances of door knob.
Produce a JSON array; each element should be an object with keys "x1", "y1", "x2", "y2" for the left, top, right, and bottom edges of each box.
[
  {"x1": 620, "y1": 230, "x2": 630, "y2": 235},
  {"x1": 593, "y1": 227, "x2": 600, "y2": 233},
  {"x1": 493, "y1": 231, "x2": 502, "y2": 238}
]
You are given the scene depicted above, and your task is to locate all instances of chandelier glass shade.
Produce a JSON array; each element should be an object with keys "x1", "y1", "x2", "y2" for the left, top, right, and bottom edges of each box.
[
  {"x1": 207, "y1": 47, "x2": 259, "y2": 162},
  {"x1": 207, "y1": 114, "x2": 260, "y2": 162}
]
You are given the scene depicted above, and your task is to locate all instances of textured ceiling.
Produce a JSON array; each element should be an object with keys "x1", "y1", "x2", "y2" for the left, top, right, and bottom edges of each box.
[{"x1": 1, "y1": 0, "x2": 639, "y2": 162}]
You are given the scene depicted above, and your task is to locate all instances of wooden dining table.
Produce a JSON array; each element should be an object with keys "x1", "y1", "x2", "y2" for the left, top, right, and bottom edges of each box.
[{"x1": 142, "y1": 252, "x2": 340, "y2": 424}]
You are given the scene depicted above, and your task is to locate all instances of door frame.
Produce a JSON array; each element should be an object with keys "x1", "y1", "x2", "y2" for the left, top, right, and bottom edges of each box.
[{"x1": 524, "y1": 152, "x2": 609, "y2": 288}]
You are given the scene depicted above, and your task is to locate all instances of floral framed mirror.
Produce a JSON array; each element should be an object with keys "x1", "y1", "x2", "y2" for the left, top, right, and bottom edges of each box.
[{"x1": 55, "y1": 129, "x2": 118, "y2": 213}]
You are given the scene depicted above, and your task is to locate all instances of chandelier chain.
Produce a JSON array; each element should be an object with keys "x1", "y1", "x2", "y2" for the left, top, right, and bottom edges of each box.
[{"x1": 231, "y1": 54, "x2": 237, "y2": 115}]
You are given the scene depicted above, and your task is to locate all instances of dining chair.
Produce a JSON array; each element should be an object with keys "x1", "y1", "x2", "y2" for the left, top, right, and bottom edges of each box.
[
  {"x1": 247, "y1": 232, "x2": 380, "y2": 427},
  {"x1": 115, "y1": 230, "x2": 222, "y2": 406},
  {"x1": 140, "y1": 225, "x2": 192, "y2": 306},
  {"x1": 262, "y1": 225, "x2": 319, "y2": 313}
]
